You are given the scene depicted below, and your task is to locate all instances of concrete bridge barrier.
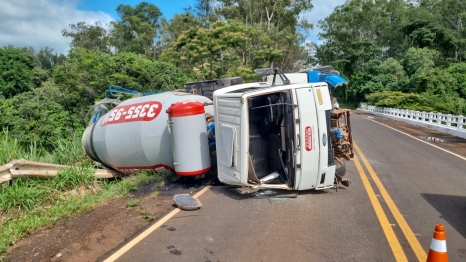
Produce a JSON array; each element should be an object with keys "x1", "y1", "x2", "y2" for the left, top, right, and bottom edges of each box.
[{"x1": 358, "y1": 104, "x2": 466, "y2": 139}]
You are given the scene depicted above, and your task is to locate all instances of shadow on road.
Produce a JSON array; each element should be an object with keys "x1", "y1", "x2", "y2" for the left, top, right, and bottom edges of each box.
[
  {"x1": 150, "y1": 166, "x2": 337, "y2": 201},
  {"x1": 208, "y1": 184, "x2": 335, "y2": 201},
  {"x1": 420, "y1": 193, "x2": 466, "y2": 239},
  {"x1": 209, "y1": 186, "x2": 257, "y2": 200}
]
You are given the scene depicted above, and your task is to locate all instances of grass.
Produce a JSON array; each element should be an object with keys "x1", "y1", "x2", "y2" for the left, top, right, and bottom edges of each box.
[
  {"x1": 136, "y1": 207, "x2": 155, "y2": 221},
  {"x1": 0, "y1": 170, "x2": 165, "y2": 256},
  {"x1": 150, "y1": 191, "x2": 161, "y2": 199},
  {"x1": 0, "y1": 130, "x2": 170, "y2": 257},
  {"x1": 0, "y1": 129, "x2": 53, "y2": 164},
  {"x1": 142, "y1": 214, "x2": 155, "y2": 221},
  {"x1": 126, "y1": 198, "x2": 141, "y2": 207}
]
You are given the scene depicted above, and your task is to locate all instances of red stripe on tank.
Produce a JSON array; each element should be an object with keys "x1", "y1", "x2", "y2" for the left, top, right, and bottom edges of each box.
[{"x1": 176, "y1": 166, "x2": 211, "y2": 176}]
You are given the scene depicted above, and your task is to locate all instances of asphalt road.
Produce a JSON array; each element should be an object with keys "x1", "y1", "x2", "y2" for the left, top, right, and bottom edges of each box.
[{"x1": 100, "y1": 113, "x2": 466, "y2": 262}]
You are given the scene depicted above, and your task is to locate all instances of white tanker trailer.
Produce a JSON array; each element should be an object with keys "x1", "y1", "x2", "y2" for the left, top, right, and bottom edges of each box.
[
  {"x1": 82, "y1": 91, "x2": 214, "y2": 175},
  {"x1": 82, "y1": 67, "x2": 354, "y2": 190}
]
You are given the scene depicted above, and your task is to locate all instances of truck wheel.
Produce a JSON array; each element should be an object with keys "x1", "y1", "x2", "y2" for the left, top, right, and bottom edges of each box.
[{"x1": 335, "y1": 159, "x2": 346, "y2": 177}]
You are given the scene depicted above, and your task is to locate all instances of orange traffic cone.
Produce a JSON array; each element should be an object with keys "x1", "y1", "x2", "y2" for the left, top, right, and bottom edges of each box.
[{"x1": 426, "y1": 224, "x2": 448, "y2": 262}]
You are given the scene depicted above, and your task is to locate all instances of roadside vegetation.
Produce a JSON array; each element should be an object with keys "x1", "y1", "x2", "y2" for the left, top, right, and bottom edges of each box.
[{"x1": 0, "y1": 130, "x2": 172, "y2": 255}]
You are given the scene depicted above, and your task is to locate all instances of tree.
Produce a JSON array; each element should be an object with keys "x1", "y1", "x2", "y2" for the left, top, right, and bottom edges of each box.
[
  {"x1": 62, "y1": 22, "x2": 111, "y2": 53},
  {"x1": 33, "y1": 47, "x2": 67, "y2": 72},
  {"x1": 161, "y1": 22, "x2": 283, "y2": 80},
  {"x1": 216, "y1": 0, "x2": 313, "y2": 70},
  {"x1": 379, "y1": 58, "x2": 408, "y2": 91},
  {"x1": 109, "y1": 2, "x2": 162, "y2": 56},
  {"x1": 155, "y1": 12, "x2": 203, "y2": 57},
  {"x1": 399, "y1": 4, "x2": 456, "y2": 64},
  {"x1": 216, "y1": 0, "x2": 313, "y2": 32},
  {"x1": 16, "y1": 46, "x2": 67, "y2": 72},
  {"x1": 316, "y1": 0, "x2": 390, "y2": 76},
  {"x1": 53, "y1": 48, "x2": 193, "y2": 120},
  {"x1": 193, "y1": 0, "x2": 218, "y2": 27},
  {"x1": 379, "y1": 0, "x2": 408, "y2": 59},
  {"x1": 420, "y1": 0, "x2": 466, "y2": 61},
  {"x1": 437, "y1": 0, "x2": 466, "y2": 61},
  {"x1": 0, "y1": 47, "x2": 35, "y2": 98},
  {"x1": 402, "y1": 47, "x2": 438, "y2": 76},
  {"x1": 447, "y1": 62, "x2": 466, "y2": 98},
  {"x1": 0, "y1": 82, "x2": 76, "y2": 150}
]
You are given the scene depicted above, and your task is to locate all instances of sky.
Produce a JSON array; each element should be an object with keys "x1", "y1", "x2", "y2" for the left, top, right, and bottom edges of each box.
[{"x1": 0, "y1": 0, "x2": 345, "y2": 55}]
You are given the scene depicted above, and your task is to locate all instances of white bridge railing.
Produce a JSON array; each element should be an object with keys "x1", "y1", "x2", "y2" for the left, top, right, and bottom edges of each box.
[{"x1": 359, "y1": 104, "x2": 466, "y2": 139}]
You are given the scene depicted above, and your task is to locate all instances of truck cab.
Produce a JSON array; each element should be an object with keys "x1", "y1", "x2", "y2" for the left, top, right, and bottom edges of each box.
[{"x1": 213, "y1": 68, "x2": 353, "y2": 190}]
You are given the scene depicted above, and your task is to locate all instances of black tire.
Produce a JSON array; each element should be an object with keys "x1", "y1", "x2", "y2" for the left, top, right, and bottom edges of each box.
[{"x1": 335, "y1": 159, "x2": 346, "y2": 177}]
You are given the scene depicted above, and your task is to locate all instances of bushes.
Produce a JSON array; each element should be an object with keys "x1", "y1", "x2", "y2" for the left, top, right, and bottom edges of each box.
[
  {"x1": 1, "y1": 48, "x2": 191, "y2": 152},
  {"x1": 0, "y1": 86, "x2": 80, "y2": 151},
  {"x1": 0, "y1": 129, "x2": 52, "y2": 164},
  {"x1": 0, "y1": 47, "x2": 35, "y2": 99},
  {"x1": 365, "y1": 91, "x2": 466, "y2": 115},
  {"x1": 53, "y1": 48, "x2": 194, "y2": 121},
  {"x1": 366, "y1": 91, "x2": 435, "y2": 112}
]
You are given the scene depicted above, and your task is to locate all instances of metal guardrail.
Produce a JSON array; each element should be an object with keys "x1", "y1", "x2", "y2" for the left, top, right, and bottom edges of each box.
[
  {"x1": 359, "y1": 104, "x2": 466, "y2": 139},
  {"x1": 0, "y1": 159, "x2": 121, "y2": 184}
]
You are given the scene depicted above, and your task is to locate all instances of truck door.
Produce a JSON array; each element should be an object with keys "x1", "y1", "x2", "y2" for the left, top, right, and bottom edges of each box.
[
  {"x1": 295, "y1": 88, "x2": 320, "y2": 190},
  {"x1": 214, "y1": 96, "x2": 245, "y2": 186}
]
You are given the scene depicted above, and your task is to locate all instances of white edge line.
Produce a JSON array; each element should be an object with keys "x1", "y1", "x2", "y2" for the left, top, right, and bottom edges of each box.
[
  {"x1": 362, "y1": 117, "x2": 466, "y2": 161},
  {"x1": 103, "y1": 185, "x2": 212, "y2": 262}
]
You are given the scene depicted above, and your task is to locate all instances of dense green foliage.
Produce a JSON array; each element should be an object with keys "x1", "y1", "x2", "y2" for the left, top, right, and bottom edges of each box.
[
  {"x1": 0, "y1": 84, "x2": 79, "y2": 151},
  {"x1": 316, "y1": 0, "x2": 466, "y2": 114},
  {"x1": 52, "y1": 49, "x2": 193, "y2": 121},
  {"x1": 161, "y1": 21, "x2": 283, "y2": 81},
  {"x1": 0, "y1": 47, "x2": 35, "y2": 99}
]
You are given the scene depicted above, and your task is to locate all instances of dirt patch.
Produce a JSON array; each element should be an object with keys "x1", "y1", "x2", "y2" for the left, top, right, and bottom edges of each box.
[
  {"x1": 354, "y1": 110, "x2": 466, "y2": 156},
  {"x1": 5, "y1": 177, "x2": 213, "y2": 262}
]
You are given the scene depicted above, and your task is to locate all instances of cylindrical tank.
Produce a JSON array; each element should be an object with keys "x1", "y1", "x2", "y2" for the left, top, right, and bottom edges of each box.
[
  {"x1": 81, "y1": 92, "x2": 214, "y2": 174},
  {"x1": 167, "y1": 101, "x2": 211, "y2": 176}
]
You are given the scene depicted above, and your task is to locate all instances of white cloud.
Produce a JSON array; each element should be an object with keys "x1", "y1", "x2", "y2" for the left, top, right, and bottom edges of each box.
[
  {"x1": 0, "y1": 0, "x2": 347, "y2": 53},
  {"x1": 0, "y1": 0, "x2": 113, "y2": 54},
  {"x1": 301, "y1": 0, "x2": 346, "y2": 45}
]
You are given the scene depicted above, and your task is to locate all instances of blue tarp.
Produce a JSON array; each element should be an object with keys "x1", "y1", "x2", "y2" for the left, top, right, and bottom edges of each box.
[{"x1": 307, "y1": 71, "x2": 348, "y2": 88}]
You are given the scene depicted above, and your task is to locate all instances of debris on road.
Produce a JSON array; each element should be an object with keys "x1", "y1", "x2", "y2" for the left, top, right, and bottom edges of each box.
[
  {"x1": 173, "y1": 194, "x2": 202, "y2": 210},
  {"x1": 255, "y1": 189, "x2": 298, "y2": 199},
  {"x1": 233, "y1": 187, "x2": 260, "y2": 195}
]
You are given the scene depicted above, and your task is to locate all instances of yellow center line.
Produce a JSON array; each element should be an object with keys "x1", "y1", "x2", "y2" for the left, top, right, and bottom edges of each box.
[
  {"x1": 354, "y1": 143, "x2": 427, "y2": 262},
  {"x1": 103, "y1": 185, "x2": 212, "y2": 262},
  {"x1": 354, "y1": 154, "x2": 408, "y2": 261}
]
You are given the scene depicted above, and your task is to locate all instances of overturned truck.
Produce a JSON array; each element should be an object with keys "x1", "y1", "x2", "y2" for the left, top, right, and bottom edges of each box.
[{"x1": 82, "y1": 66, "x2": 353, "y2": 191}]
